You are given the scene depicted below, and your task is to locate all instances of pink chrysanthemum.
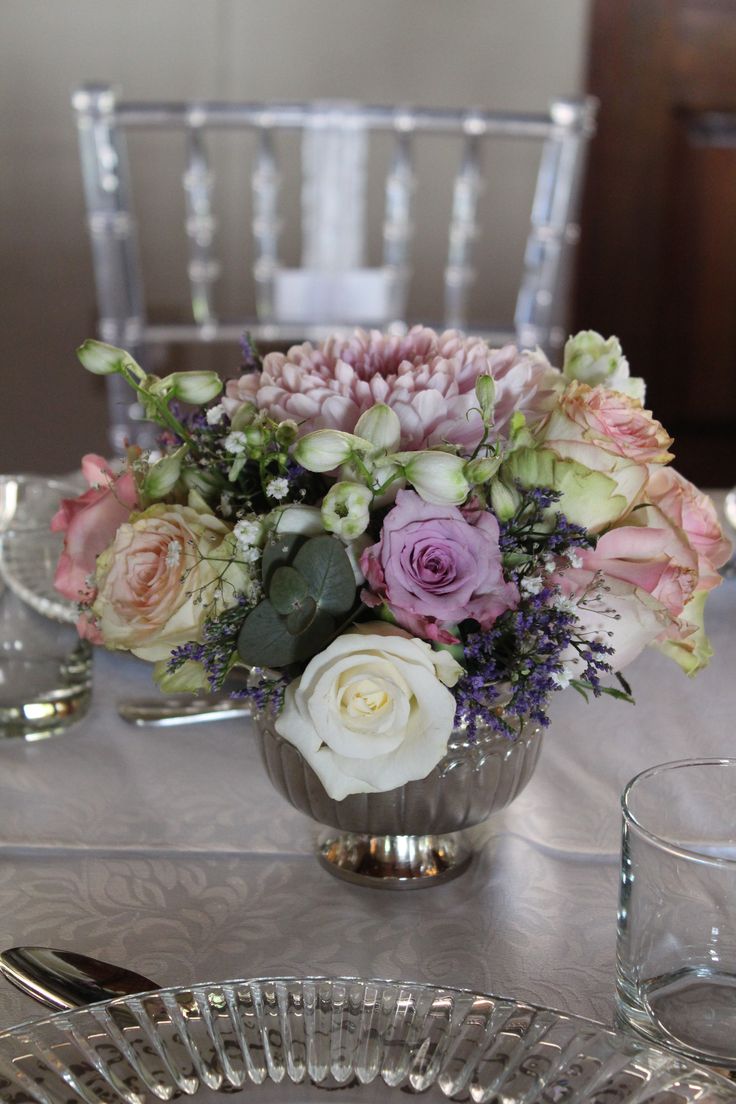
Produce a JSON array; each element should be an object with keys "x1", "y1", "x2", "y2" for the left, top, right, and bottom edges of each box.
[{"x1": 223, "y1": 326, "x2": 560, "y2": 452}]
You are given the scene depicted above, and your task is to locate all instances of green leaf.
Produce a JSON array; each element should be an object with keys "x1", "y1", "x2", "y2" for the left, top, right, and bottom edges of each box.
[
  {"x1": 570, "y1": 679, "x2": 590, "y2": 703},
  {"x1": 261, "y1": 533, "x2": 306, "y2": 587},
  {"x1": 269, "y1": 566, "x2": 310, "y2": 615},
  {"x1": 238, "y1": 534, "x2": 358, "y2": 668},
  {"x1": 571, "y1": 677, "x2": 636, "y2": 705},
  {"x1": 292, "y1": 535, "x2": 356, "y2": 614},
  {"x1": 285, "y1": 597, "x2": 320, "y2": 636},
  {"x1": 616, "y1": 670, "x2": 633, "y2": 697},
  {"x1": 237, "y1": 600, "x2": 326, "y2": 666},
  {"x1": 599, "y1": 686, "x2": 636, "y2": 704},
  {"x1": 237, "y1": 598, "x2": 339, "y2": 666}
]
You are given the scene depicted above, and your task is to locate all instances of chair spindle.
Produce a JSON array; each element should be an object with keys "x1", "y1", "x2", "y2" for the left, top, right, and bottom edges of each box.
[
  {"x1": 251, "y1": 127, "x2": 281, "y2": 322},
  {"x1": 383, "y1": 119, "x2": 416, "y2": 324},
  {"x1": 183, "y1": 126, "x2": 219, "y2": 331},
  {"x1": 72, "y1": 83, "x2": 147, "y2": 451},
  {"x1": 444, "y1": 122, "x2": 485, "y2": 330}
]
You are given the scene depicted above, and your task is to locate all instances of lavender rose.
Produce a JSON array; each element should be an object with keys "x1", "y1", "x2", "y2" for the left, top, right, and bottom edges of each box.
[{"x1": 360, "y1": 490, "x2": 519, "y2": 643}]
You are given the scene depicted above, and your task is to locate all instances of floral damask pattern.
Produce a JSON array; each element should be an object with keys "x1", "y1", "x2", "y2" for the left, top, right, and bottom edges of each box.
[{"x1": 0, "y1": 576, "x2": 733, "y2": 1032}]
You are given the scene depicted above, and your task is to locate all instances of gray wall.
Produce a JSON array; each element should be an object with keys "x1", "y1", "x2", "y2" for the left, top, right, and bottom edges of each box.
[{"x1": 0, "y1": 0, "x2": 589, "y2": 474}]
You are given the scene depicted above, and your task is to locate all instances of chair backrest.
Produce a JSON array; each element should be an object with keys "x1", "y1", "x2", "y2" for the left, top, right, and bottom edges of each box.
[{"x1": 72, "y1": 85, "x2": 597, "y2": 450}]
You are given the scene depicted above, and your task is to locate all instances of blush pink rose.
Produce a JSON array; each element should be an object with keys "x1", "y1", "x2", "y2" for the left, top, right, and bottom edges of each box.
[
  {"x1": 645, "y1": 467, "x2": 732, "y2": 592},
  {"x1": 360, "y1": 489, "x2": 519, "y2": 643},
  {"x1": 51, "y1": 454, "x2": 139, "y2": 606},
  {"x1": 552, "y1": 510, "x2": 700, "y2": 671},
  {"x1": 555, "y1": 569, "x2": 671, "y2": 670},
  {"x1": 572, "y1": 521, "x2": 699, "y2": 619},
  {"x1": 550, "y1": 381, "x2": 674, "y2": 464}
]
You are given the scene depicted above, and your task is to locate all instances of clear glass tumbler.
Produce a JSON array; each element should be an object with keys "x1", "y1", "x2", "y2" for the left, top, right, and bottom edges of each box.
[
  {"x1": 617, "y1": 758, "x2": 736, "y2": 1068},
  {"x1": 0, "y1": 475, "x2": 92, "y2": 740}
]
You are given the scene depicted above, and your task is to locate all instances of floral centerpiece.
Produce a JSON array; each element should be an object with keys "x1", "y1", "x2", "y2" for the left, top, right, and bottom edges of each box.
[{"x1": 54, "y1": 328, "x2": 730, "y2": 806}]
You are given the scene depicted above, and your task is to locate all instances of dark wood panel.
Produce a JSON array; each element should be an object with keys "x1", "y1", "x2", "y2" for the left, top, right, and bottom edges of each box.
[{"x1": 573, "y1": 0, "x2": 736, "y2": 486}]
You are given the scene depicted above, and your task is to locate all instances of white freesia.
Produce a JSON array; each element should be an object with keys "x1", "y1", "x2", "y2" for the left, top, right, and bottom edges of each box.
[
  {"x1": 294, "y1": 429, "x2": 368, "y2": 472},
  {"x1": 321, "y1": 481, "x2": 372, "y2": 539},
  {"x1": 165, "y1": 370, "x2": 223, "y2": 404},
  {"x1": 489, "y1": 479, "x2": 520, "y2": 521},
  {"x1": 275, "y1": 623, "x2": 461, "y2": 799},
  {"x1": 266, "y1": 503, "x2": 323, "y2": 538},
  {"x1": 354, "y1": 403, "x2": 401, "y2": 452},
  {"x1": 76, "y1": 338, "x2": 135, "y2": 377},
  {"x1": 394, "y1": 450, "x2": 470, "y2": 506}
]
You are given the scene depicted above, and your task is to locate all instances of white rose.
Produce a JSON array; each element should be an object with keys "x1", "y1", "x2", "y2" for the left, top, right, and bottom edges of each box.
[
  {"x1": 275, "y1": 623, "x2": 461, "y2": 800},
  {"x1": 93, "y1": 504, "x2": 254, "y2": 661}
]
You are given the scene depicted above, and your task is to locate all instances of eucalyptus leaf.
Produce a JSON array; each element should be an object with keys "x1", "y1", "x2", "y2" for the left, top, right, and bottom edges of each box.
[
  {"x1": 262, "y1": 533, "x2": 306, "y2": 587},
  {"x1": 238, "y1": 601, "x2": 307, "y2": 666},
  {"x1": 285, "y1": 597, "x2": 320, "y2": 636},
  {"x1": 292, "y1": 535, "x2": 356, "y2": 614},
  {"x1": 238, "y1": 598, "x2": 335, "y2": 667},
  {"x1": 269, "y1": 566, "x2": 310, "y2": 615}
]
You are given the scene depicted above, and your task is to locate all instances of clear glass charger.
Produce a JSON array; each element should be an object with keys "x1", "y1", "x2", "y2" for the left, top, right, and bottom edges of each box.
[{"x1": 0, "y1": 975, "x2": 732, "y2": 1103}]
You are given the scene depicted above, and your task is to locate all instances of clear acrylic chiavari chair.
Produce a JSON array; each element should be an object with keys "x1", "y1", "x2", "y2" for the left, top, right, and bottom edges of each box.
[{"x1": 72, "y1": 86, "x2": 597, "y2": 450}]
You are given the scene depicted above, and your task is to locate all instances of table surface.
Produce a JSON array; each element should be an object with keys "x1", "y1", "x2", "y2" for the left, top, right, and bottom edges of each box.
[{"x1": 0, "y1": 570, "x2": 734, "y2": 1036}]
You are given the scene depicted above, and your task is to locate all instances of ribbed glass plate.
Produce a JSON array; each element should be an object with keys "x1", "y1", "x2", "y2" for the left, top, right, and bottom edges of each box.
[{"x1": 0, "y1": 976, "x2": 732, "y2": 1103}]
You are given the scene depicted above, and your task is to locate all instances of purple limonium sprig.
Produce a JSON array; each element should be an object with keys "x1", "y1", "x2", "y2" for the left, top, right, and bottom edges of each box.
[
  {"x1": 456, "y1": 585, "x2": 614, "y2": 739},
  {"x1": 498, "y1": 484, "x2": 594, "y2": 558},
  {"x1": 231, "y1": 674, "x2": 286, "y2": 716},
  {"x1": 455, "y1": 486, "x2": 613, "y2": 739},
  {"x1": 167, "y1": 593, "x2": 252, "y2": 692}
]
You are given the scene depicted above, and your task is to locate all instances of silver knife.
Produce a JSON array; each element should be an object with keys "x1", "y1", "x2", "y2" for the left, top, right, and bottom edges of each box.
[{"x1": 117, "y1": 695, "x2": 253, "y2": 726}]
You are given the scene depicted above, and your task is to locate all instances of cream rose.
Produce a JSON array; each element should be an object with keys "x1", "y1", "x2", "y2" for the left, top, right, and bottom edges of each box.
[
  {"x1": 92, "y1": 503, "x2": 253, "y2": 661},
  {"x1": 275, "y1": 623, "x2": 462, "y2": 800}
]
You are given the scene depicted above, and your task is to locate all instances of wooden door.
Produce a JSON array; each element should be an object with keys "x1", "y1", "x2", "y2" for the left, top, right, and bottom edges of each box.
[{"x1": 574, "y1": 0, "x2": 736, "y2": 486}]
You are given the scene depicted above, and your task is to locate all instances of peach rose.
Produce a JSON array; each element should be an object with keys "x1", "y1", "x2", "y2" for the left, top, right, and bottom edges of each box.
[
  {"x1": 52, "y1": 454, "x2": 139, "y2": 605},
  {"x1": 91, "y1": 504, "x2": 253, "y2": 661},
  {"x1": 645, "y1": 467, "x2": 732, "y2": 592}
]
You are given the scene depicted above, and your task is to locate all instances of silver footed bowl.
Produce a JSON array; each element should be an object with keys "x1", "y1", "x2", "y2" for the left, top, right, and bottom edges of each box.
[{"x1": 258, "y1": 715, "x2": 542, "y2": 889}]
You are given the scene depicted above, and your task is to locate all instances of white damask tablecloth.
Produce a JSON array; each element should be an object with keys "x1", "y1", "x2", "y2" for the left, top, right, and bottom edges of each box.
[{"x1": 0, "y1": 577, "x2": 734, "y2": 1033}]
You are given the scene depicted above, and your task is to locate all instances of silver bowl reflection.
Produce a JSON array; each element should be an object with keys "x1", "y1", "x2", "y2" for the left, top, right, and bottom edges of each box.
[{"x1": 258, "y1": 716, "x2": 542, "y2": 889}]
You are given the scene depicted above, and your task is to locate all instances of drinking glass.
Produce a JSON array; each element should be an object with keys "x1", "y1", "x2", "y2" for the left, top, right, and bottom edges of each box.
[
  {"x1": 0, "y1": 475, "x2": 92, "y2": 740},
  {"x1": 617, "y1": 758, "x2": 736, "y2": 1069}
]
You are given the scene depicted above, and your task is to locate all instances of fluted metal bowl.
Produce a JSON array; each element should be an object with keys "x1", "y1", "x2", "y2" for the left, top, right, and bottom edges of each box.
[{"x1": 258, "y1": 717, "x2": 543, "y2": 888}]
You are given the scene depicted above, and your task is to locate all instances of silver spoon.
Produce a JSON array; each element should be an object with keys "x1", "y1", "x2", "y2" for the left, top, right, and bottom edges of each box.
[
  {"x1": 117, "y1": 696, "x2": 253, "y2": 727},
  {"x1": 0, "y1": 946, "x2": 159, "y2": 1011}
]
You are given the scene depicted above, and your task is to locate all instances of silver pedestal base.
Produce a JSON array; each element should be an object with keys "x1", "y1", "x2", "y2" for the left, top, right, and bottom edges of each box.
[{"x1": 318, "y1": 832, "x2": 472, "y2": 889}]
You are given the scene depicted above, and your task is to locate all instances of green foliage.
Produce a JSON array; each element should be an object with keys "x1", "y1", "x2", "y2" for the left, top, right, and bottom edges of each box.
[
  {"x1": 237, "y1": 534, "x2": 358, "y2": 667},
  {"x1": 571, "y1": 678, "x2": 635, "y2": 705}
]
